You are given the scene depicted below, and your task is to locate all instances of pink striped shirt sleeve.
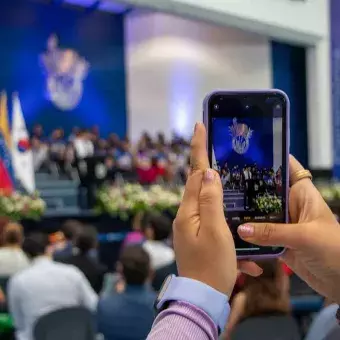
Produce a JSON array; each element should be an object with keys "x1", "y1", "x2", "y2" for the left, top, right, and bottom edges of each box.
[{"x1": 147, "y1": 301, "x2": 219, "y2": 340}]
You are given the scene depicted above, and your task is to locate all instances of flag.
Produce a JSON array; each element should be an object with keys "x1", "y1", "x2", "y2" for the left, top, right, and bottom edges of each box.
[
  {"x1": 0, "y1": 91, "x2": 15, "y2": 192},
  {"x1": 212, "y1": 146, "x2": 218, "y2": 171},
  {"x1": 11, "y1": 93, "x2": 35, "y2": 193}
]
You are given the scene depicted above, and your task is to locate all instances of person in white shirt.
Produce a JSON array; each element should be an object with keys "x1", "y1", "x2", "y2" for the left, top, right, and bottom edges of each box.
[
  {"x1": 73, "y1": 130, "x2": 94, "y2": 160},
  {"x1": 141, "y1": 212, "x2": 174, "y2": 270},
  {"x1": 0, "y1": 222, "x2": 29, "y2": 277},
  {"x1": 8, "y1": 232, "x2": 97, "y2": 340}
]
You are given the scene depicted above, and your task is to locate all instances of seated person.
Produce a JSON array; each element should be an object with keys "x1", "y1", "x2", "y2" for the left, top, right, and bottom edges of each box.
[
  {"x1": 31, "y1": 137, "x2": 49, "y2": 172},
  {"x1": 136, "y1": 156, "x2": 162, "y2": 185},
  {"x1": 141, "y1": 212, "x2": 175, "y2": 270},
  {"x1": 97, "y1": 245, "x2": 156, "y2": 340},
  {"x1": 49, "y1": 128, "x2": 66, "y2": 168},
  {"x1": 8, "y1": 232, "x2": 97, "y2": 340},
  {"x1": 305, "y1": 299, "x2": 339, "y2": 340},
  {"x1": 52, "y1": 219, "x2": 83, "y2": 261},
  {"x1": 116, "y1": 141, "x2": 133, "y2": 171},
  {"x1": 0, "y1": 222, "x2": 29, "y2": 277},
  {"x1": 224, "y1": 260, "x2": 299, "y2": 340},
  {"x1": 122, "y1": 212, "x2": 145, "y2": 248},
  {"x1": 59, "y1": 225, "x2": 106, "y2": 294}
]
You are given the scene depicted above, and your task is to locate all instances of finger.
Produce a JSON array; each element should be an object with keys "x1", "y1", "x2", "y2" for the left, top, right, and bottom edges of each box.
[
  {"x1": 289, "y1": 154, "x2": 304, "y2": 178},
  {"x1": 237, "y1": 222, "x2": 307, "y2": 248},
  {"x1": 199, "y1": 169, "x2": 225, "y2": 227},
  {"x1": 178, "y1": 170, "x2": 204, "y2": 215},
  {"x1": 190, "y1": 122, "x2": 209, "y2": 172},
  {"x1": 289, "y1": 155, "x2": 313, "y2": 188},
  {"x1": 238, "y1": 261, "x2": 263, "y2": 277}
]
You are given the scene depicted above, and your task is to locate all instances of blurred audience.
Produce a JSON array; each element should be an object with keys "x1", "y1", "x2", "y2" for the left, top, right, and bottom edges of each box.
[
  {"x1": 59, "y1": 225, "x2": 106, "y2": 294},
  {"x1": 141, "y1": 212, "x2": 174, "y2": 270},
  {"x1": 0, "y1": 222, "x2": 29, "y2": 277},
  {"x1": 224, "y1": 260, "x2": 299, "y2": 340},
  {"x1": 30, "y1": 125, "x2": 190, "y2": 186},
  {"x1": 97, "y1": 245, "x2": 155, "y2": 340},
  {"x1": 8, "y1": 232, "x2": 97, "y2": 340}
]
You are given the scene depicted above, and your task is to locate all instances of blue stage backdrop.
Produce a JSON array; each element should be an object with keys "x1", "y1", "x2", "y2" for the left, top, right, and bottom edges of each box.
[
  {"x1": 212, "y1": 117, "x2": 274, "y2": 168},
  {"x1": 271, "y1": 41, "x2": 308, "y2": 167},
  {"x1": 0, "y1": 0, "x2": 126, "y2": 138}
]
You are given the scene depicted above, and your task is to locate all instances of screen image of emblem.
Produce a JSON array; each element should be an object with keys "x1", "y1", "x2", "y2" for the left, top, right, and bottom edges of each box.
[
  {"x1": 40, "y1": 34, "x2": 89, "y2": 110},
  {"x1": 229, "y1": 118, "x2": 253, "y2": 155}
]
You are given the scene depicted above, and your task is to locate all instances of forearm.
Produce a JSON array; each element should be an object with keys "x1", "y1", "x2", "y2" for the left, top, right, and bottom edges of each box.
[{"x1": 147, "y1": 302, "x2": 219, "y2": 340}]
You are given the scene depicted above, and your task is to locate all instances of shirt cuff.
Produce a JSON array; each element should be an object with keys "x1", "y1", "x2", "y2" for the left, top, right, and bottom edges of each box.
[{"x1": 149, "y1": 301, "x2": 220, "y2": 340}]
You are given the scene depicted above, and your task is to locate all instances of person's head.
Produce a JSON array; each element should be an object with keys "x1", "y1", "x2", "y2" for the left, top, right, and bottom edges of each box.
[
  {"x1": 141, "y1": 212, "x2": 172, "y2": 241},
  {"x1": 105, "y1": 155, "x2": 115, "y2": 168},
  {"x1": 151, "y1": 156, "x2": 158, "y2": 168},
  {"x1": 157, "y1": 132, "x2": 165, "y2": 146},
  {"x1": 33, "y1": 124, "x2": 43, "y2": 136},
  {"x1": 61, "y1": 220, "x2": 82, "y2": 243},
  {"x1": 75, "y1": 225, "x2": 97, "y2": 255},
  {"x1": 22, "y1": 232, "x2": 49, "y2": 259},
  {"x1": 98, "y1": 139, "x2": 107, "y2": 150},
  {"x1": 242, "y1": 260, "x2": 290, "y2": 319},
  {"x1": 77, "y1": 129, "x2": 88, "y2": 139},
  {"x1": 121, "y1": 140, "x2": 130, "y2": 152},
  {"x1": 119, "y1": 245, "x2": 151, "y2": 285},
  {"x1": 3, "y1": 222, "x2": 24, "y2": 247}
]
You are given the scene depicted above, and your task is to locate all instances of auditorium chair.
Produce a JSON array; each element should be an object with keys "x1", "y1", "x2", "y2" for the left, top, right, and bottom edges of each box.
[
  {"x1": 231, "y1": 315, "x2": 301, "y2": 340},
  {"x1": 33, "y1": 307, "x2": 95, "y2": 340}
]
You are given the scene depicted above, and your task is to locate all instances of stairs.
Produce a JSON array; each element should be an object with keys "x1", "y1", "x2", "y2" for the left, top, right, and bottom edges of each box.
[
  {"x1": 35, "y1": 172, "x2": 80, "y2": 215},
  {"x1": 223, "y1": 190, "x2": 244, "y2": 211}
]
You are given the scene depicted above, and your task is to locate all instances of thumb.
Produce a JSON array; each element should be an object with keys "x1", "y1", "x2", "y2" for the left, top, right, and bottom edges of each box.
[
  {"x1": 199, "y1": 169, "x2": 225, "y2": 228},
  {"x1": 237, "y1": 222, "x2": 307, "y2": 248}
]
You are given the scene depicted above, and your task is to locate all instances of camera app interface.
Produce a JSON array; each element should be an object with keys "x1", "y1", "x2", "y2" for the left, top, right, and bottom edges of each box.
[{"x1": 211, "y1": 113, "x2": 284, "y2": 251}]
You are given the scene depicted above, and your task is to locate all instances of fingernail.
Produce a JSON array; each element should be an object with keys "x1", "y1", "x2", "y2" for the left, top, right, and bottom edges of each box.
[
  {"x1": 238, "y1": 225, "x2": 254, "y2": 237},
  {"x1": 204, "y1": 169, "x2": 215, "y2": 182}
]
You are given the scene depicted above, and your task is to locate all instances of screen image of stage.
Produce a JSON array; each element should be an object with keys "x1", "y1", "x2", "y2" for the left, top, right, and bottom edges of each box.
[{"x1": 212, "y1": 116, "x2": 283, "y2": 214}]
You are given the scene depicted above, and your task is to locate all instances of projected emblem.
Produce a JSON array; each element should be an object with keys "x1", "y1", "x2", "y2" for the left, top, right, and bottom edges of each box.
[
  {"x1": 40, "y1": 34, "x2": 89, "y2": 110},
  {"x1": 229, "y1": 118, "x2": 253, "y2": 155}
]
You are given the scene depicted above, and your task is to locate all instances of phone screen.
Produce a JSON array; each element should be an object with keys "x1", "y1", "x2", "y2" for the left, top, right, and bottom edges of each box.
[{"x1": 206, "y1": 92, "x2": 288, "y2": 256}]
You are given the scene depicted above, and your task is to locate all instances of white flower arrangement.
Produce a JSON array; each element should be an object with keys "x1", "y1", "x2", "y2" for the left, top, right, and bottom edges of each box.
[
  {"x1": 96, "y1": 184, "x2": 184, "y2": 220},
  {"x1": 254, "y1": 193, "x2": 282, "y2": 214},
  {"x1": 0, "y1": 191, "x2": 46, "y2": 221},
  {"x1": 317, "y1": 183, "x2": 340, "y2": 202}
]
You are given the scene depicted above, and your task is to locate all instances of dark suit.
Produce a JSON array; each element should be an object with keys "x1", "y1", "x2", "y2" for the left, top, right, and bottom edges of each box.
[
  {"x1": 60, "y1": 254, "x2": 106, "y2": 294},
  {"x1": 97, "y1": 285, "x2": 156, "y2": 340}
]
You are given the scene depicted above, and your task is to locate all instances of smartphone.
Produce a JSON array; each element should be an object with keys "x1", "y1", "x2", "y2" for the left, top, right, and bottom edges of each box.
[{"x1": 203, "y1": 90, "x2": 289, "y2": 259}]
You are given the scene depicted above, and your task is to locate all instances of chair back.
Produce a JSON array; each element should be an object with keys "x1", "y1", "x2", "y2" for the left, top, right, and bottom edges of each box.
[
  {"x1": 0, "y1": 277, "x2": 9, "y2": 293},
  {"x1": 231, "y1": 315, "x2": 301, "y2": 340},
  {"x1": 33, "y1": 307, "x2": 95, "y2": 340}
]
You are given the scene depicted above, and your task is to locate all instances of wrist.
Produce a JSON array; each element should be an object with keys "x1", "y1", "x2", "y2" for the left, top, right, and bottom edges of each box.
[{"x1": 155, "y1": 275, "x2": 230, "y2": 333}]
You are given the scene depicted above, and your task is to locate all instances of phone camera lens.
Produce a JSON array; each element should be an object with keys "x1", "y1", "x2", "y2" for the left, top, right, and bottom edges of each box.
[
  {"x1": 245, "y1": 105, "x2": 250, "y2": 110},
  {"x1": 214, "y1": 104, "x2": 219, "y2": 110}
]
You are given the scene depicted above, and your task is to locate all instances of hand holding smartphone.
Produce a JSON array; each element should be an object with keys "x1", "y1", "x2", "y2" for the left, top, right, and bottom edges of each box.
[{"x1": 203, "y1": 90, "x2": 289, "y2": 259}]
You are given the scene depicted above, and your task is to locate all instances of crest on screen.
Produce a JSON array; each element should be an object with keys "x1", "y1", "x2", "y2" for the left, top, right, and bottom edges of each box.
[
  {"x1": 229, "y1": 118, "x2": 253, "y2": 154},
  {"x1": 40, "y1": 34, "x2": 89, "y2": 111}
]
